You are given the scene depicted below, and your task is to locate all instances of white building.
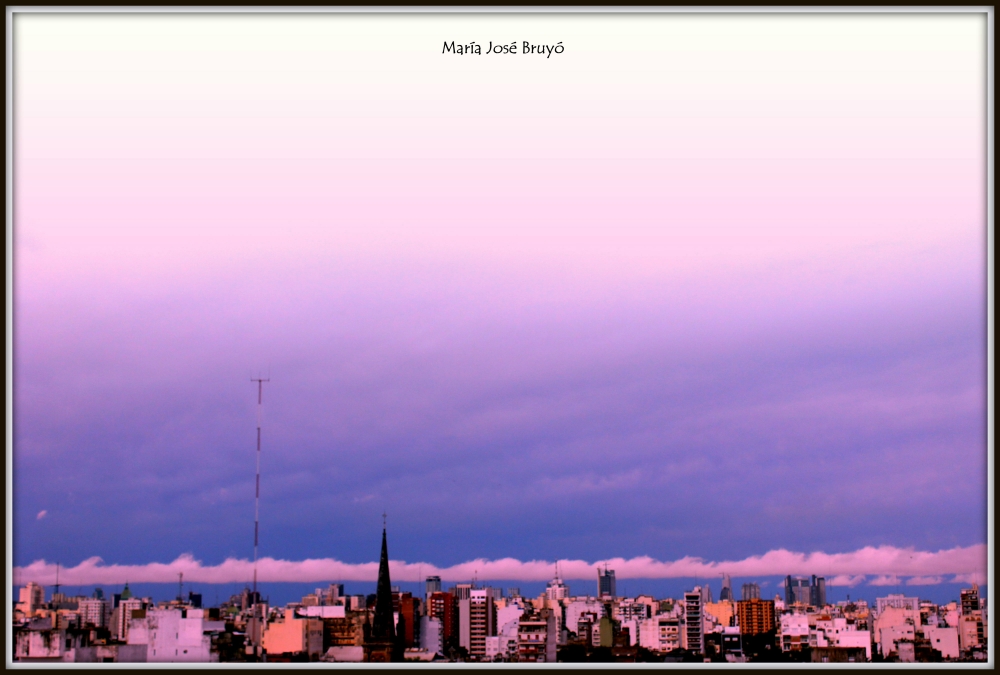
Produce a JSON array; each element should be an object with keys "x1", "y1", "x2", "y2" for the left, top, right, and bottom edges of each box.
[
  {"x1": 683, "y1": 588, "x2": 704, "y2": 654},
  {"x1": 517, "y1": 610, "x2": 557, "y2": 662},
  {"x1": 565, "y1": 599, "x2": 605, "y2": 638},
  {"x1": 619, "y1": 618, "x2": 640, "y2": 646},
  {"x1": 116, "y1": 598, "x2": 146, "y2": 642},
  {"x1": 18, "y1": 583, "x2": 46, "y2": 616},
  {"x1": 15, "y1": 625, "x2": 90, "y2": 662},
  {"x1": 297, "y1": 605, "x2": 345, "y2": 619},
  {"x1": 878, "y1": 624, "x2": 915, "y2": 658},
  {"x1": 813, "y1": 617, "x2": 872, "y2": 660},
  {"x1": 876, "y1": 595, "x2": 919, "y2": 615},
  {"x1": 419, "y1": 616, "x2": 443, "y2": 656},
  {"x1": 77, "y1": 599, "x2": 109, "y2": 629},
  {"x1": 925, "y1": 626, "x2": 960, "y2": 659},
  {"x1": 614, "y1": 598, "x2": 651, "y2": 623},
  {"x1": 545, "y1": 575, "x2": 570, "y2": 602},
  {"x1": 639, "y1": 616, "x2": 681, "y2": 653},
  {"x1": 779, "y1": 613, "x2": 810, "y2": 652},
  {"x1": 127, "y1": 608, "x2": 226, "y2": 663}
]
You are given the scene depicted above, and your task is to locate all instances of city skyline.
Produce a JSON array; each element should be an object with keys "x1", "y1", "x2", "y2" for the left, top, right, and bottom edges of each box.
[{"x1": 10, "y1": 10, "x2": 989, "y2": 601}]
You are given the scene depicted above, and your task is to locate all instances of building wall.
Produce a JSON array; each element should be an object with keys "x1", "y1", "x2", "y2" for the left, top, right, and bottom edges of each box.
[
  {"x1": 420, "y1": 616, "x2": 443, "y2": 655},
  {"x1": 458, "y1": 598, "x2": 471, "y2": 652},
  {"x1": 129, "y1": 608, "x2": 224, "y2": 663},
  {"x1": 737, "y1": 599, "x2": 775, "y2": 636},
  {"x1": 468, "y1": 589, "x2": 495, "y2": 658},
  {"x1": 684, "y1": 590, "x2": 704, "y2": 654},
  {"x1": 704, "y1": 601, "x2": 735, "y2": 629},
  {"x1": 925, "y1": 626, "x2": 960, "y2": 660}
]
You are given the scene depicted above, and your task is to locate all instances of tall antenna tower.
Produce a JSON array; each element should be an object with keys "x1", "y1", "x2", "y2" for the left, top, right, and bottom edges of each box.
[
  {"x1": 250, "y1": 375, "x2": 270, "y2": 601},
  {"x1": 249, "y1": 374, "x2": 269, "y2": 660}
]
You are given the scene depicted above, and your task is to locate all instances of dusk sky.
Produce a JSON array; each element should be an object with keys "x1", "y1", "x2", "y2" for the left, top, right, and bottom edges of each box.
[{"x1": 11, "y1": 13, "x2": 988, "y2": 588}]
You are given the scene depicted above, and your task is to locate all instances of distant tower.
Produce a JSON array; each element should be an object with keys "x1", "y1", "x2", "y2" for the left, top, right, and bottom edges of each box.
[
  {"x1": 248, "y1": 375, "x2": 269, "y2": 659},
  {"x1": 719, "y1": 573, "x2": 733, "y2": 601},
  {"x1": 810, "y1": 575, "x2": 827, "y2": 608},
  {"x1": 598, "y1": 565, "x2": 616, "y2": 599},
  {"x1": 741, "y1": 582, "x2": 761, "y2": 601}
]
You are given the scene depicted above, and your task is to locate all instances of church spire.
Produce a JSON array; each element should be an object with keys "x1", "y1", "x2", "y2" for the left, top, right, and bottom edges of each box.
[{"x1": 370, "y1": 519, "x2": 396, "y2": 641}]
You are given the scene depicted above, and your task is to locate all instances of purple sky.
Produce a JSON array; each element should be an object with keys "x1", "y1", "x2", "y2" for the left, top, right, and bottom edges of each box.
[{"x1": 12, "y1": 13, "x2": 988, "y2": 585}]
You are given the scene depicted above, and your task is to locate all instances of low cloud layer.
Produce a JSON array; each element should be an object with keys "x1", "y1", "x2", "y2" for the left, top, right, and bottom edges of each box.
[{"x1": 15, "y1": 544, "x2": 985, "y2": 587}]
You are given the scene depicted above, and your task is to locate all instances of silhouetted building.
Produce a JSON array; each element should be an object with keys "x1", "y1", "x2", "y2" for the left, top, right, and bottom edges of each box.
[
  {"x1": 741, "y1": 583, "x2": 761, "y2": 601},
  {"x1": 425, "y1": 576, "x2": 442, "y2": 597},
  {"x1": 598, "y1": 567, "x2": 616, "y2": 599},
  {"x1": 810, "y1": 576, "x2": 827, "y2": 608}
]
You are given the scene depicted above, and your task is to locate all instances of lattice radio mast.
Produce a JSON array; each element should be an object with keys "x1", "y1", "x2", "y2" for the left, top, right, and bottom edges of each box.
[{"x1": 251, "y1": 375, "x2": 269, "y2": 602}]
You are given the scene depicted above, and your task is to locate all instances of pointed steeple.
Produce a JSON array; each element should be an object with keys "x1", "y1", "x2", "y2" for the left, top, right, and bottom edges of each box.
[{"x1": 370, "y1": 523, "x2": 396, "y2": 641}]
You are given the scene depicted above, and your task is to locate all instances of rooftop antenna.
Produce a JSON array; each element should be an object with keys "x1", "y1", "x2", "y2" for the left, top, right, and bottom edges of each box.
[{"x1": 250, "y1": 373, "x2": 269, "y2": 659}]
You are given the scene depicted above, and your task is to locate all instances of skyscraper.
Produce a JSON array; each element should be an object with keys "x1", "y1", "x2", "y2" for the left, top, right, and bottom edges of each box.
[
  {"x1": 809, "y1": 576, "x2": 826, "y2": 608},
  {"x1": 426, "y1": 576, "x2": 442, "y2": 597},
  {"x1": 784, "y1": 576, "x2": 811, "y2": 607},
  {"x1": 719, "y1": 574, "x2": 733, "y2": 602},
  {"x1": 741, "y1": 583, "x2": 761, "y2": 601},
  {"x1": 598, "y1": 566, "x2": 616, "y2": 599}
]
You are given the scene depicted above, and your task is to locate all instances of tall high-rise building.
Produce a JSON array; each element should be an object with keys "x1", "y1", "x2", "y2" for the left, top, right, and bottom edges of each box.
[
  {"x1": 719, "y1": 574, "x2": 733, "y2": 602},
  {"x1": 684, "y1": 588, "x2": 704, "y2": 654},
  {"x1": 78, "y1": 598, "x2": 109, "y2": 628},
  {"x1": 17, "y1": 582, "x2": 45, "y2": 615},
  {"x1": 428, "y1": 591, "x2": 458, "y2": 650},
  {"x1": 741, "y1": 583, "x2": 761, "y2": 601},
  {"x1": 810, "y1": 576, "x2": 827, "y2": 608},
  {"x1": 736, "y1": 599, "x2": 775, "y2": 636},
  {"x1": 598, "y1": 567, "x2": 616, "y2": 599},
  {"x1": 467, "y1": 588, "x2": 496, "y2": 660},
  {"x1": 546, "y1": 573, "x2": 570, "y2": 601},
  {"x1": 394, "y1": 592, "x2": 421, "y2": 648},
  {"x1": 784, "y1": 576, "x2": 811, "y2": 607},
  {"x1": 961, "y1": 584, "x2": 981, "y2": 615},
  {"x1": 452, "y1": 584, "x2": 473, "y2": 601},
  {"x1": 116, "y1": 597, "x2": 146, "y2": 641},
  {"x1": 426, "y1": 576, "x2": 442, "y2": 598},
  {"x1": 701, "y1": 584, "x2": 714, "y2": 605}
]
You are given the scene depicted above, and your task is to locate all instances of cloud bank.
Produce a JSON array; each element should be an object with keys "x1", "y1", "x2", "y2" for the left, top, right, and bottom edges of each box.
[{"x1": 15, "y1": 544, "x2": 985, "y2": 587}]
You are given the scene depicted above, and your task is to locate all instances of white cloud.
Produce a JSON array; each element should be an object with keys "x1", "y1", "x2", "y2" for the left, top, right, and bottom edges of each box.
[
  {"x1": 906, "y1": 575, "x2": 944, "y2": 586},
  {"x1": 36, "y1": 510, "x2": 47, "y2": 520},
  {"x1": 828, "y1": 574, "x2": 866, "y2": 587},
  {"x1": 950, "y1": 573, "x2": 984, "y2": 585},
  {"x1": 12, "y1": 543, "x2": 986, "y2": 586},
  {"x1": 869, "y1": 575, "x2": 901, "y2": 586}
]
